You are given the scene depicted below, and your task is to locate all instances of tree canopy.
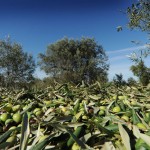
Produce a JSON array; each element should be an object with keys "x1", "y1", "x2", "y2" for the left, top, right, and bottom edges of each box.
[
  {"x1": 127, "y1": 0, "x2": 150, "y2": 32},
  {"x1": 0, "y1": 39, "x2": 36, "y2": 87},
  {"x1": 38, "y1": 37, "x2": 109, "y2": 84},
  {"x1": 126, "y1": 0, "x2": 150, "y2": 59},
  {"x1": 126, "y1": 0, "x2": 150, "y2": 85},
  {"x1": 130, "y1": 60, "x2": 150, "y2": 86}
]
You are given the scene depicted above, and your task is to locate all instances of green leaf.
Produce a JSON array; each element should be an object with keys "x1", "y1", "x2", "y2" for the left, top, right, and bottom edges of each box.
[
  {"x1": 67, "y1": 123, "x2": 84, "y2": 128},
  {"x1": 101, "y1": 142, "x2": 116, "y2": 150},
  {"x1": 135, "y1": 138, "x2": 150, "y2": 150},
  {"x1": 29, "y1": 133, "x2": 56, "y2": 150},
  {"x1": 66, "y1": 127, "x2": 86, "y2": 148},
  {"x1": 74, "y1": 111, "x2": 83, "y2": 120},
  {"x1": 74, "y1": 99, "x2": 80, "y2": 115},
  {"x1": 56, "y1": 115, "x2": 73, "y2": 122},
  {"x1": 133, "y1": 125, "x2": 150, "y2": 147},
  {"x1": 0, "y1": 142, "x2": 12, "y2": 149},
  {"x1": 19, "y1": 112, "x2": 30, "y2": 150},
  {"x1": 88, "y1": 95, "x2": 100, "y2": 100},
  {"x1": 132, "y1": 108, "x2": 140, "y2": 124},
  {"x1": 106, "y1": 100, "x2": 115, "y2": 115},
  {"x1": 20, "y1": 102, "x2": 34, "y2": 115},
  {"x1": 0, "y1": 128, "x2": 17, "y2": 143},
  {"x1": 29, "y1": 138, "x2": 49, "y2": 150},
  {"x1": 94, "y1": 121, "x2": 114, "y2": 135},
  {"x1": 118, "y1": 123, "x2": 131, "y2": 150},
  {"x1": 105, "y1": 124, "x2": 118, "y2": 131}
]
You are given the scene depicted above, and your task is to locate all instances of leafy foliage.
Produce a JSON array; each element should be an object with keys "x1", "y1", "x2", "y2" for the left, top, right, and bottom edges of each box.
[
  {"x1": 126, "y1": 0, "x2": 150, "y2": 32},
  {"x1": 38, "y1": 37, "x2": 109, "y2": 84},
  {"x1": 113, "y1": 74, "x2": 126, "y2": 88},
  {"x1": 0, "y1": 38, "x2": 36, "y2": 88},
  {"x1": 0, "y1": 82, "x2": 150, "y2": 149},
  {"x1": 126, "y1": 0, "x2": 150, "y2": 61},
  {"x1": 127, "y1": 77, "x2": 137, "y2": 86},
  {"x1": 130, "y1": 60, "x2": 150, "y2": 86}
]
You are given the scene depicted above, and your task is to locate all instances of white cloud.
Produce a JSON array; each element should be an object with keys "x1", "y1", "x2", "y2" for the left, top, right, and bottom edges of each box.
[
  {"x1": 106, "y1": 45, "x2": 147, "y2": 54},
  {"x1": 108, "y1": 55, "x2": 127, "y2": 62}
]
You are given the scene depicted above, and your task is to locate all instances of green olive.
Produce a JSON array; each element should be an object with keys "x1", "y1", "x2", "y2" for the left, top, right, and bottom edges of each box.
[
  {"x1": 121, "y1": 115, "x2": 129, "y2": 122},
  {"x1": 72, "y1": 142, "x2": 80, "y2": 150},
  {"x1": 6, "y1": 135, "x2": 17, "y2": 145},
  {"x1": 44, "y1": 100, "x2": 51, "y2": 107},
  {"x1": 0, "y1": 113, "x2": 11, "y2": 122},
  {"x1": 5, "y1": 119, "x2": 14, "y2": 125},
  {"x1": 12, "y1": 105, "x2": 21, "y2": 112},
  {"x1": 99, "y1": 110, "x2": 105, "y2": 116},
  {"x1": 99, "y1": 106, "x2": 106, "y2": 111},
  {"x1": 112, "y1": 106, "x2": 121, "y2": 113},
  {"x1": 61, "y1": 107, "x2": 67, "y2": 113},
  {"x1": 82, "y1": 115, "x2": 88, "y2": 120},
  {"x1": 137, "y1": 123, "x2": 147, "y2": 131},
  {"x1": 4, "y1": 103, "x2": 12, "y2": 112},
  {"x1": 13, "y1": 113, "x2": 22, "y2": 123},
  {"x1": 33, "y1": 108, "x2": 43, "y2": 116}
]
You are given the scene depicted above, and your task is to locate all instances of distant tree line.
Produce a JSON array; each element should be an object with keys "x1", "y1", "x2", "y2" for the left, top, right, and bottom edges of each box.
[
  {"x1": 0, "y1": 37, "x2": 109, "y2": 88},
  {"x1": 0, "y1": 36, "x2": 149, "y2": 89}
]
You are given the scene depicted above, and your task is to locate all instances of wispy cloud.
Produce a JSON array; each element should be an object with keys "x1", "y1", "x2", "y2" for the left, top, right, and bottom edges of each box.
[
  {"x1": 106, "y1": 45, "x2": 148, "y2": 54},
  {"x1": 109, "y1": 55, "x2": 127, "y2": 62}
]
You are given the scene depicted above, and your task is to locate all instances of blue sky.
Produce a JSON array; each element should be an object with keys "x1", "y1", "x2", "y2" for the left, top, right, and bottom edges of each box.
[{"x1": 0, "y1": 0, "x2": 149, "y2": 80}]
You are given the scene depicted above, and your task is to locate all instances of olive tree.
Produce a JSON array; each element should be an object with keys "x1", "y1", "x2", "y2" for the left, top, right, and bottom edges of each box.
[
  {"x1": 0, "y1": 39, "x2": 36, "y2": 88},
  {"x1": 127, "y1": 0, "x2": 150, "y2": 32},
  {"x1": 125, "y1": 0, "x2": 150, "y2": 85},
  {"x1": 126, "y1": 0, "x2": 150, "y2": 57},
  {"x1": 38, "y1": 37, "x2": 109, "y2": 84},
  {"x1": 130, "y1": 60, "x2": 150, "y2": 86}
]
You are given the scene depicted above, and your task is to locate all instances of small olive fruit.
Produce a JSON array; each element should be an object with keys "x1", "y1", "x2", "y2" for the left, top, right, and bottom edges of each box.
[
  {"x1": 112, "y1": 95, "x2": 117, "y2": 100},
  {"x1": 99, "y1": 106, "x2": 106, "y2": 111},
  {"x1": 121, "y1": 115, "x2": 129, "y2": 122},
  {"x1": 12, "y1": 105, "x2": 21, "y2": 112},
  {"x1": 6, "y1": 135, "x2": 17, "y2": 145},
  {"x1": 23, "y1": 105, "x2": 28, "y2": 110},
  {"x1": 33, "y1": 108, "x2": 41, "y2": 114},
  {"x1": 44, "y1": 100, "x2": 51, "y2": 107},
  {"x1": 130, "y1": 100, "x2": 137, "y2": 106},
  {"x1": 18, "y1": 124, "x2": 22, "y2": 127},
  {"x1": 118, "y1": 96, "x2": 126, "y2": 100},
  {"x1": 112, "y1": 106, "x2": 121, "y2": 113},
  {"x1": 13, "y1": 113, "x2": 22, "y2": 123},
  {"x1": 5, "y1": 119, "x2": 14, "y2": 125},
  {"x1": 9, "y1": 126, "x2": 16, "y2": 130},
  {"x1": 72, "y1": 142, "x2": 80, "y2": 150},
  {"x1": 4, "y1": 104, "x2": 12, "y2": 112},
  {"x1": 99, "y1": 110, "x2": 105, "y2": 116},
  {"x1": 137, "y1": 123, "x2": 147, "y2": 131},
  {"x1": 0, "y1": 113, "x2": 11, "y2": 122},
  {"x1": 61, "y1": 107, "x2": 67, "y2": 113},
  {"x1": 33, "y1": 108, "x2": 42, "y2": 116},
  {"x1": 145, "y1": 112, "x2": 150, "y2": 120},
  {"x1": 82, "y1": 115, "x2": 88, "y2": 120}
]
